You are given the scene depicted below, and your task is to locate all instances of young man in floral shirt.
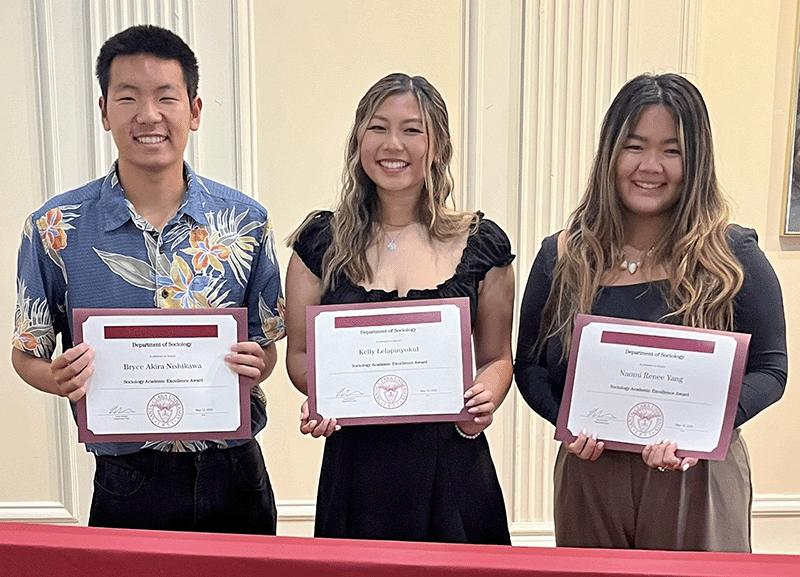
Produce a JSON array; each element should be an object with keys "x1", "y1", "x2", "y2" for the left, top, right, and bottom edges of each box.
[{"x1": 12, "y1": 25, "x2": 284, "y2": 534}]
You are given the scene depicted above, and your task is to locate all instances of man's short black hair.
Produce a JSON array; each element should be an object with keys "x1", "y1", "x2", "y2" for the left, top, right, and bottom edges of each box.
[{"x1": 95, "y1": 25, "x2": 199, "y2": 100}]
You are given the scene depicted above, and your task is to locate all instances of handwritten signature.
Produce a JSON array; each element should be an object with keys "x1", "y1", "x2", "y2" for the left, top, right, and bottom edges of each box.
[
  {"x1": 335, "y1": 388, "x2": 366, "y2": 398},
  {"x1": 108, "y1": 405, "x2": 135, "y2": 414},
  {"x1": 584, "y1": 407, "x2": 616, "y2": 420}
]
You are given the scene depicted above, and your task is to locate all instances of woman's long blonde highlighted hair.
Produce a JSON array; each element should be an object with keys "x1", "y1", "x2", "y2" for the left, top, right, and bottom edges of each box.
[
  {"x1": 537, "y1": 73, "x2": 744, "y2": 358},
  {"x1": 289, "y1": 73, "x2": 475, "y2": 291}
]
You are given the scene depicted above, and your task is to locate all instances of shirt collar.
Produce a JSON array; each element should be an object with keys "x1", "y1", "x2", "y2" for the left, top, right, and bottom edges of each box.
[{"x1": 100, "y1": 162, "x2": 211, "y2": 232}]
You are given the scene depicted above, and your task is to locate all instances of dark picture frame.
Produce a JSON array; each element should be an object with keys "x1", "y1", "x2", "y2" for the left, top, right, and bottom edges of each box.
[{"x1": 784, "y1": 16, "x2": 800, "y2": 235}]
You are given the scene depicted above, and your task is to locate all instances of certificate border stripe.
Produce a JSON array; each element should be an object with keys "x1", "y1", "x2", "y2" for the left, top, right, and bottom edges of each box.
[
  {"x1": 103, "y1": 325, "x2": 219, "y2": 339},
  {"x1": 333, "y1": 311, "x2": 442, "y2": 329},
  {"x1": 600, "y1": 330, "x2": 716, "y2": 354}
]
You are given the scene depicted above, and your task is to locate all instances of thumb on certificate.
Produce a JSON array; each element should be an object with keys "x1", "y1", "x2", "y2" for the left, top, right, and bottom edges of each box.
[{"x1": 680, "y1": 457, "x2": 699, "y2": 471}]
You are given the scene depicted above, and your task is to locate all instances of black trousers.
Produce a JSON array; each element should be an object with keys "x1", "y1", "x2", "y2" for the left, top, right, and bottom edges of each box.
[{"x1": 89, "y1": 439, "x2": 277, "y2": 535}]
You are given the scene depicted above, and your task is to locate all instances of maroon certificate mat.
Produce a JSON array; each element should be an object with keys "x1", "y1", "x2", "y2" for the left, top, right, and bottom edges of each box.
[
  {"x1": 73, "y1": 308, "x2": 249, "y2": 444},
  {"x1": 306, "y1": 297, "x2": 473, "y2": 426},
  {"x1": 555, "y1": 314, "x2": 750, "y2": 460}
]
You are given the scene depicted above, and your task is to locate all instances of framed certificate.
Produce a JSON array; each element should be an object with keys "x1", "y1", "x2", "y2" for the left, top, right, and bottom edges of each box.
[
  {"x1": 556, "y1": 314, "x2": 750, "y2": 460},
  {"x1": 306, "y1": 297, "x2": 473, "y2": 425},
  {"x1": 73, "y1": 308, "x2": 249, "y2": 443}
]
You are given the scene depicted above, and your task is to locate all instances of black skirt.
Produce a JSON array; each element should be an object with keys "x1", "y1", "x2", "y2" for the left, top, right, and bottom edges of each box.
[{"x1": 314, "y1": 421, "x2": 510, "y2": 544}]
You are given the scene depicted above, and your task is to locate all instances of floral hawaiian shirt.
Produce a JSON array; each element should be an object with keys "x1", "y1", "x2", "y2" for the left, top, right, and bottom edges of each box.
[{"x1": 14, "y1": 163, "x2": 285, "y2": 456}]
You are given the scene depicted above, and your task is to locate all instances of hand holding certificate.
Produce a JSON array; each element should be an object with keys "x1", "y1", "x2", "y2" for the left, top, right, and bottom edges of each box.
[
  {"x1": 74, "y1": 308, "x2": 250, "y2": 443},
  {"x1": 556, "y1": 314, "x2": 750, "y2": 460},
  {"x1": 306, "y1": 297, "x2": 474, "y2": 425}
]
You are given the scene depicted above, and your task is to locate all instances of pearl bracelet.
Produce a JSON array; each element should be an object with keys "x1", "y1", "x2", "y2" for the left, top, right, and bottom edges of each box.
[{"x1": 454, "y1": 423, "x2": 480, "y2": 439}]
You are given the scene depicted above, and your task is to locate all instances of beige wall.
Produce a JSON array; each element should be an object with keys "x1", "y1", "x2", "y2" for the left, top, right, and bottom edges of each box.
[{"x1": 696, "y1": 0, "x2": 799, "y2": 495}]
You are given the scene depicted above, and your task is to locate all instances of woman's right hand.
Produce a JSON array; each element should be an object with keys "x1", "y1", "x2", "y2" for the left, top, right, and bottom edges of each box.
[
  {"x1": 299, "y1": 399, "x2": 340, "y2": 437},
  {"x1": 642, "y1": 439, "x2": 698, "y2": 472},
  {"x1": 564, "y1": 429, "x2": 605, "y2": 461}
]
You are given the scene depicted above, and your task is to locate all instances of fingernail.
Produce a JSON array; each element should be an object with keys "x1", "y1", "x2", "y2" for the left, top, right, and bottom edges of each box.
[
  {"x1": 590, "y1": 433, "x2": 597, "y2": 441},
  {"x1": 465, "y1": 400, "x2": 474, "y2": 407},
  {"x1": 464, "y1": 390, "x2": 473, "y2": 398},
  {"x1": 656, "y1": 438, "x2": 663, "y2": 444},
  {"x1": 581, "y1": 429, "x2": 587, "y2": 436},
  {"x1": 682, "y1": 463, "x2": 690, "y2": 472},
  {"x1": 334, "y1": 425, "x2": 341, "y2": 431}
]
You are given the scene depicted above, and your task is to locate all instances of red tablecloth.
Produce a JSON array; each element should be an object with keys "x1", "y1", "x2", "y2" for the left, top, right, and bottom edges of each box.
[{"x1": 1, "y1": 522, "x2": 798, "y2": 577}]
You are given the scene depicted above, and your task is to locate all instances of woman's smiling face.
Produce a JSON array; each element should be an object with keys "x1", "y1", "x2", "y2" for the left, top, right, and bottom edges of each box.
[
  {"x1": 615, "y1": 105, "x2": 684, "y2": 223},
  {"x1": 359, "y1": 92, "x2": 432, "y2": 200}
]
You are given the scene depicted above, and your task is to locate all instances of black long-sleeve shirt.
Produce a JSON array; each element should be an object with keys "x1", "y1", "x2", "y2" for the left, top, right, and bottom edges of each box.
[{"x1": 514, "y1": 225, "x2": 787, "y2": 428}]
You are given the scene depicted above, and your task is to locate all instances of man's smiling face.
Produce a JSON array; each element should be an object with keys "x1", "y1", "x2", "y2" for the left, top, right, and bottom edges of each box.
[{"x1": 100, "y1": 53, "x2": 201, "y2": 176}]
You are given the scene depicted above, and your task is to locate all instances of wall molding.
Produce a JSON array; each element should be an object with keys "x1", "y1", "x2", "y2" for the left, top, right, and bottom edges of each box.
[
  {"x1": 231, "y1": 0, "x2": 258, "y2": 197},
  {"x1": 52, "y1": 399, "x2": 81, "y2": 522},
  {"x1": 0, "y1": 502, "x2": 77, "y2": 523},
  {"x1": 459, "y1": 0, "x2": 482, "y2": 211},
  {"x1": 268, "y1": 495, "x2": 800, "y2": 545},
  {"x1": 5, "y1": 494, "x2": 800, "y2": 548},
  {"x1": 752, "y1": 495, "x2": 800, "y2": 517},
  {"x1": 509, "y1": 0, "x2": 702, "y2": 528},
  {"x1": 514, "y1": 0, "x2": 641, "y2": 528},
  {"x1": 509, "y1": 522, "x2": 557, "y2": 547},
  {"x1": 31, "y1": 0, "x2": 67, "y2": 203}
]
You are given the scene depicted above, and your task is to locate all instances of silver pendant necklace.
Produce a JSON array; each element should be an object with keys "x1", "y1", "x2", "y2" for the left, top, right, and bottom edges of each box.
[{"x1": 382, "y1": 223, "x2": 415, "y2": 251}]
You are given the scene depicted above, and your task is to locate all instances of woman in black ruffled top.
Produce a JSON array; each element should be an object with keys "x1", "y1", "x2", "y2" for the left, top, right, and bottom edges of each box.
[
  {"x1": 515, "y1": 73, "x2": 787, "y2": 551},
  {"x1": 285, "y1": 73, "x2": 514, "y2": 544}
]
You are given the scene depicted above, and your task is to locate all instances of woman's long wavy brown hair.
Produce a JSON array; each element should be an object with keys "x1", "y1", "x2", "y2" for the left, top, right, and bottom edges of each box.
[
  {"x1": 289, "y1": 73, "x2": 475, "y2": 291},
  {"x1": 537, "y1": 73, "x2": 744, "y2": 358}
]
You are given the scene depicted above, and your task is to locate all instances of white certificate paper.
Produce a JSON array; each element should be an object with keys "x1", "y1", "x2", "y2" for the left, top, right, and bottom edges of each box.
[
  {"x1": 74, "y1": 308, "x2": 249, "y2": 443},
  {"x1": 556, "y1": 314, "x2": 750, "y2": 460},
  {"x1": 307, "y1": 298, "x2": 473, "y2": 425}
]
